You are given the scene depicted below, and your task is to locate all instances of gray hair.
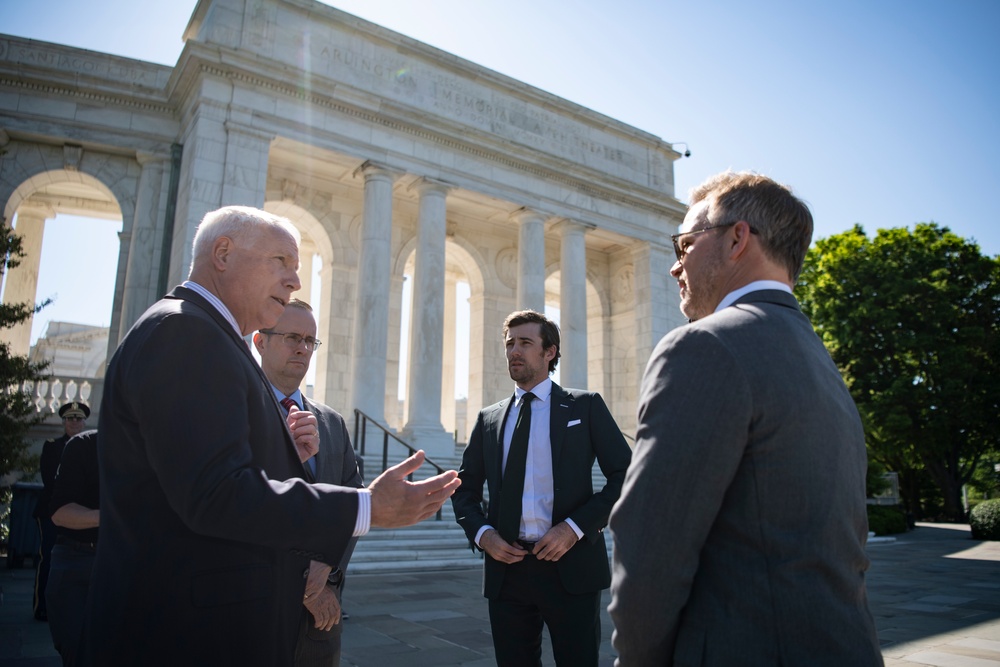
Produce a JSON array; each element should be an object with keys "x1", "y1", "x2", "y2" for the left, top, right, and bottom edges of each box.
[
  {"x1": 689, "y1": 171, "x2": 813, "y2": 281},
  {"x1": 190, "y1": 206, "x2": 300, "y2": 274}
]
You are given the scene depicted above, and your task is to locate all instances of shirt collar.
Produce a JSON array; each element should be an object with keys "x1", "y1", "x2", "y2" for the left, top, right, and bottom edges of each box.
[
  {"x1": 270, "y1": 384, "x2": 303, "y2": 407},
  {"x1": 182, "y1": 280, "x2": 242, "y2": 338},
  {"x1": 715, "y1": 280, "x2": 792, "y2": 313},
  {"x1": 515, "y1": 377, "x2": 552, "y2": 404}
]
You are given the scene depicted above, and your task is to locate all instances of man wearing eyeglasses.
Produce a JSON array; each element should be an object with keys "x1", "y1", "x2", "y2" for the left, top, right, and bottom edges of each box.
[
  {"x1": 34, "y1": 400, "x2": 90, "y2": 622},
  {"x1": 82, "y1": 206, "x2": 460, "y2": 667},
  {"x1": 254, "y1": 299, "x2": 364, "y2": 667},
  {"x1": 609, "y1": 171, "x2": 882, "y2": 666}
]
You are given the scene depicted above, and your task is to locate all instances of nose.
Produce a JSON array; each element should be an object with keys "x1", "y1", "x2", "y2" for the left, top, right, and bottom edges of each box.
[
  {"x1": 669, "y1": 259, "x2": 682, "y2": 278},
  {"x1": 288, "y1": 268, "x2": 302, "y2": 292}
]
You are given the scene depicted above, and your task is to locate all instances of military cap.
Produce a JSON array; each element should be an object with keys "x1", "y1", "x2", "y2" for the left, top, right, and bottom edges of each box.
[{"x1": 58, "y1": 401, "x2": 91, "y2": 419}]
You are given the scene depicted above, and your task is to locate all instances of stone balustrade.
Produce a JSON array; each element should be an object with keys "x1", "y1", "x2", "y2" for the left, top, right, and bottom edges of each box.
[{"x1": 20, "y1": 374, "x2": 103, "y2": 422}]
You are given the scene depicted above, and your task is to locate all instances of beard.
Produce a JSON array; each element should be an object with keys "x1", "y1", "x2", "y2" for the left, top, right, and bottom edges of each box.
[{"x1": 680, "y1": 244, "x2": 726, "y2": 321}]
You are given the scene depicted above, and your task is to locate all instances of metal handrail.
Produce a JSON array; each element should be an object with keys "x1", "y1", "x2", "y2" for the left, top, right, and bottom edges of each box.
[{"x1": 353, "y1": 408, "x2": 448, "y2": 521}]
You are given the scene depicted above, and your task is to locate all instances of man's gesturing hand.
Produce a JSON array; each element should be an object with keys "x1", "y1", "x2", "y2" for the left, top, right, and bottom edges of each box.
[{"x1": 369, "y1": 450, "x2": 461, "y2": 528}]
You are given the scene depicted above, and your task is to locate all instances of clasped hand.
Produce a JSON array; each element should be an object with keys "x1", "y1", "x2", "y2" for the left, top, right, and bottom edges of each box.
[
  {"x1": 480, "y1": 522, "x2": 579, "y2": 564},
  {"x1": 286, "y1": 406, "x2": 319, "y2": 463},
  {"x1": 303, "y1": 560, "x2": 340, "y2": 631}
]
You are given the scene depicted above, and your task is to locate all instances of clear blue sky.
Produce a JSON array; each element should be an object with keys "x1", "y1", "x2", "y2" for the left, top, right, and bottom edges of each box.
[{"x1": 4, "y1": 0, "x2": 999, "y2": 351}]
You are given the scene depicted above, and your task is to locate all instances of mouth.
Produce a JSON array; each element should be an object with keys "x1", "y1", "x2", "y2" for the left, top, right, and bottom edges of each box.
[{"x1": 272, "y1": 296, "x2": 286, "y2": 307}]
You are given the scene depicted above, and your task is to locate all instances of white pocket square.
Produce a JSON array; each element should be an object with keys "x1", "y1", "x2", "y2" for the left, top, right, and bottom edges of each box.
[{"x1": 567, "y1": 419, "x2": 581, "y2": 427}]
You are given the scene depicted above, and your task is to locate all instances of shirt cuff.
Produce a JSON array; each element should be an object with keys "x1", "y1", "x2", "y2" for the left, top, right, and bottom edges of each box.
[
  {"x1": 474, "y1": 525, "x2": 494, "y2": 548},
  {"x1": 353, "y1": 489, "x2": 371, "y2": 537},
  {"x1": 564, "y1": 517, "x2": 584, "y2": 540}
]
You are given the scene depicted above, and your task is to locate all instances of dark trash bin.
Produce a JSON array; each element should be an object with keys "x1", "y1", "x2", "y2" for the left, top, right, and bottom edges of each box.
[{"x1": 5, "y1": 481, "x2": 42, "y2": 569}]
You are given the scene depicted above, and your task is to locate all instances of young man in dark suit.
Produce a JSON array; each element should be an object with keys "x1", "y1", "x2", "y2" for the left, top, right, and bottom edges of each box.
[
  {"x1": 453, "y1": 309, "x2": 632, "y2": 667},
  {"x1": 83, "y1": 206, "x2": 459, "y2": 666},
  {"x1": 609, "y1": 171, "x2": 883, "y2": 666},
  {"x1": 254, "y1": 298, "x2": 364, "y2": 667}
]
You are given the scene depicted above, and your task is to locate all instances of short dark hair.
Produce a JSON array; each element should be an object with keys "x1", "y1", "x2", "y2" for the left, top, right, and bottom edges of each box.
[{"x1": 502, "y1": 309, "x2": 561, "y2": 373}]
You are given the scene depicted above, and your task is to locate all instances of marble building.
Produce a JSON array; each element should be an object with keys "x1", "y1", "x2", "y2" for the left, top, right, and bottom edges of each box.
[{"x1": 0, "y1": 0, "x2": 687, "y2": 458}]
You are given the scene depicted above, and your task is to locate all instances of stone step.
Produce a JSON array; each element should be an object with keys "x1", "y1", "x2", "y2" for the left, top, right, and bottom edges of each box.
[
  {"x1": 348, "y1": 556, "x2": 482, "y2": 575},
  {"x1": 349, "y1": 447, "x2": 616, "y2": 574}
]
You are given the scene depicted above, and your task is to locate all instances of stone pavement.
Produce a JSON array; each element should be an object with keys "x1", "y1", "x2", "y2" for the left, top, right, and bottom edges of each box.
[{"x1": 1, "y1": 522, "x2": 998, "y2": 666}]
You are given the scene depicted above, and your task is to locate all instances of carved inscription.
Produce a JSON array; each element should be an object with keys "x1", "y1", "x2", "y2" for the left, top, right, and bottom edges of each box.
[
  {"x1": 311, "y1": 40, "x2": 640, "y2": 175},
  {"x1": 1, "y1": 39, "x2": 163, "y2": 86}
]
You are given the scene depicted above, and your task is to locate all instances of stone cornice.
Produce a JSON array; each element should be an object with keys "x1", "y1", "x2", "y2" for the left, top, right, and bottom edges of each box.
[{"x1": 0, "y1": 76, "x2": 174, "y2": 116}]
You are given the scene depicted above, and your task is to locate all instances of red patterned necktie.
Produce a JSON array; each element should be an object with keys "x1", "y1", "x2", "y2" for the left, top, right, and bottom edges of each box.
[{"x1": 280, "y1": 396, "x2": 298, "y2": 412}]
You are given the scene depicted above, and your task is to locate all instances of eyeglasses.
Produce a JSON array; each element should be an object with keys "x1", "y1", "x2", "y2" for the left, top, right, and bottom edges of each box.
[
  {"x1": 670, "y1": 222, "x2": 757, "y2": 262},
  {"x1": 260, "y1": 331, "x2": 323, "y2": 351},
  {"x1": 63, "y1": 416, "x2": 86, "y2": 422}
]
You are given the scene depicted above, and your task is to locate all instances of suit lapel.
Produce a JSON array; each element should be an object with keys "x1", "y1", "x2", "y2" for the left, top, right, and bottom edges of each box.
[
  {"x1": 169, "y1": 286, "x2": 303, "y2": 470},
  {"x1": 300, "y1": 397, "x2": 320, "y2": 483},
  {"x1": 486, "y1": 397, "x2": 513, "y2": 487},
  {"x1": 549, "y1": 383, "x2": 573, "y2": 469}
]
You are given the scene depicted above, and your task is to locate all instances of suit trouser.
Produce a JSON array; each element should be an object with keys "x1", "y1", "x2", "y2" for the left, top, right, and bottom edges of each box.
[
  {"x1": 488, "y1": 556, "x2": 601, "y2": 667},
  {"x1": 295, "y1": 604, "x2": 343, "y2": 667},
  {"x1": 46, "y1": 542, "x2": 95, "y2": 667},
  {"x1": 34, "y1": 517, "x2": 57, "y2": 618}
]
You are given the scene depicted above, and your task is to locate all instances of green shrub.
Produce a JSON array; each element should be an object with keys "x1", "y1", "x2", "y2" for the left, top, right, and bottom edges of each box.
[
  {"x1": 969, "y1": 499, "x2": 1000, "y2": 541},
  {"x1": 867, "y1": 505, "x2": 908, "y2": 535}
]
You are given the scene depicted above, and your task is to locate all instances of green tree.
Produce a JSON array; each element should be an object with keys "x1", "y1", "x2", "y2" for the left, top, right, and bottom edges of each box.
[
  {"x1": 796, "y1": 223, "x2": 1000, "y2": 521},
  {"x1": 1, "y1": 224, "x2": 50, "y2": 481}
]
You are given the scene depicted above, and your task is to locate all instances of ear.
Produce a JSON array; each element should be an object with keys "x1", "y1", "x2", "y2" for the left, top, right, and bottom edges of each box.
[
  {"x1": 726, "y1": 220, "x2": 754, "y2": 260},
  {"x1": 252, "y1": 332, "x2": 265, "y2": 354},
  {"x1": 543, "y1": 345, "x2": 557, "y2": 364},
  {"x1": 212, "y1": 236, "x2": 233, "y2": 272}
]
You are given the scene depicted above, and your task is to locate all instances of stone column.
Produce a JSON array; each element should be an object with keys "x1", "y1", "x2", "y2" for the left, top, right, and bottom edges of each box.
[
  {"x1": 119, "y1": 152, "x2": 170, "y2": 340},
  {"x1": 1, "y1": 203, "x2": 52, "y2": 355},
  {"x1": 632, "y1": 240, "x2": 683, "y2": 384},
  {"x1": 297, "y1": 240, "x2": 316, "y2": 306},
  {"x1": 402, "y1": 178, "x2": 454, "y2": 459},
  {"x1": 313, "y1": 260, "x2": 334, "y2": 406},
  {"x1": 440, "y1": 273, "x2": 458, "y2": 437},
  {"x1": 513, "y1": 208, "x2": 546, "y2": 311},
  {"x1": 555, "y1": 219, "x2": 589, "y2": 389},
  {"x1": 350, "y1": 162, "x2": 398, "y2": 426}
]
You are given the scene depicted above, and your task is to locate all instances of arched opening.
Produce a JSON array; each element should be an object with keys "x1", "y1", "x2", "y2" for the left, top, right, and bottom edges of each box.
[{"x1": 2, "y1": 170, "x2": 125, "y2": 434}]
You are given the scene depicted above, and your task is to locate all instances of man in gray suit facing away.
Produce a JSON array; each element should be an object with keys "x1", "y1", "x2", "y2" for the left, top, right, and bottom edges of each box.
[
  {"x1": 609, "y1": 171, "x2": 883, "y2": 666},
  {"x1": 254, "y1": 299, "x2": 364, "y2": 667}
]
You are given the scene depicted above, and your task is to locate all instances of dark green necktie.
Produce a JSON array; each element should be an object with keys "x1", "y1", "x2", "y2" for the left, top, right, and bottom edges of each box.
[{"x1": 497, "y1": 392, "x2": 535, "y2": 543}]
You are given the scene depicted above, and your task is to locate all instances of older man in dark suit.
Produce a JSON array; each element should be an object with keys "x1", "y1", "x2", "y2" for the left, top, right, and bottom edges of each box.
[
  {"x1": 254, "y1": 298, "x2": 364, "y2": 667},
  {"x1": 609, "y1": 171, "x2": 883, "y2": 666},
  {"x1": 83, "y1": 206, "x2": 459, "y2": 667},
  {"x1": 453, "y1": 309, "x2": 632, "y2": 667}
]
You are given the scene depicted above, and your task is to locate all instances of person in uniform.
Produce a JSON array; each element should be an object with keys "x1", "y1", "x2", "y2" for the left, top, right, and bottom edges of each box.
[
  {"x1": 34, "y1": 401, "x2": 90, "y2": 621},
  {"x1": 46, "y1": 428, "x2": 100, "y2": 666}
]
